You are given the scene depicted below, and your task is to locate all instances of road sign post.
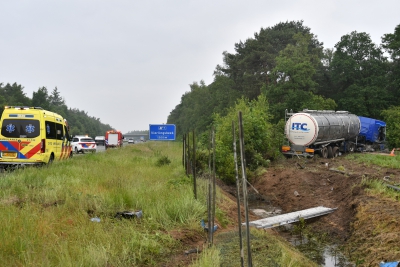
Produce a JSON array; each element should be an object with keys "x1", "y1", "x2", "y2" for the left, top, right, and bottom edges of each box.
[{"x1": 149, "y1": 124, "x2": 176, "y2": 141}]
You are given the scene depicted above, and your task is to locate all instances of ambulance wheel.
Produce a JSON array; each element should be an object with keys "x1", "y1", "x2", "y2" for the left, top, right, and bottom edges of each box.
[{"x1": 48, "y1": 154, "x2": 54, "y2": 165}]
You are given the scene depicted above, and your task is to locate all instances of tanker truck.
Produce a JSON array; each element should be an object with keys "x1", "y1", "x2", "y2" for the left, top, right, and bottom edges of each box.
[{"x1": 281, "y1": 109, "x2": 386, "y2": 158}]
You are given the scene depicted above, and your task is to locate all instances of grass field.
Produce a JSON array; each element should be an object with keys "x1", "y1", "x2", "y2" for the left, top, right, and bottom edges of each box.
[
  {"x1": 346, "y1": 151, "x2": 400, "y2": 169},
  {"x1": 0, "y1": 141, "x2": 317, "y2": 266}
]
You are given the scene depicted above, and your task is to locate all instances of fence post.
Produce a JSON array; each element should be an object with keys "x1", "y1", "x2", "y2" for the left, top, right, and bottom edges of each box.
[
  {"x1": 192, "y1": 130, "x2": 197, "y2": 200},
  {"x1": 233, "y1": 121, "x2": 244, "y2": 267},
  {"x1": 183, "y1": 134, "x2": 186, "y2": 169},
  {"x1": 238, "y1": 111, "x2": 252, "y2": 267},
  {"x1": 207, "y1": 129, "x2": 212, "y2": 246}
]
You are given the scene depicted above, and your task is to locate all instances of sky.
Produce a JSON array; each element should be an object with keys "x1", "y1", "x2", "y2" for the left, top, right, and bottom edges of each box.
[{"x1": 1, "y1": 0, "x2": 399, "y2": 133}]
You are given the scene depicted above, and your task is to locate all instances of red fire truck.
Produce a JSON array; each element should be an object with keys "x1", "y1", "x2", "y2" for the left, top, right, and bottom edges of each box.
[{"x1": 105, "y1": 130, "x2": 123, "y2": 149}]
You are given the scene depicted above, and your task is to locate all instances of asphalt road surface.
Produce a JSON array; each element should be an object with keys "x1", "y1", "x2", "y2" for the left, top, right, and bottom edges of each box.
[{"x1": 73, "y1": 144, "x2": 105, "y2": 156}]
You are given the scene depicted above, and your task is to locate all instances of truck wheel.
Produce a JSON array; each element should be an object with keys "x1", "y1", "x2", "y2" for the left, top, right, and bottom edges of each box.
[
  {"x1": 348, "y1": 143, "x2": 355, "y2": 153},
  {"x1": 332, "y1": 147, "x2": 339, "y2": 158},
  {"x1": 321, "y1": 147, "x2": 328, "y2": 158},
  {"x1": 327, "y1": 146, "x2": 333, "y2": 158}
]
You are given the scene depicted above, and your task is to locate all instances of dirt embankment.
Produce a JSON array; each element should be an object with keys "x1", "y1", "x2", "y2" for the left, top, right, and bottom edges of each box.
[{"x1": 249, "y1": 156, "x2": 400, "y2": 266}]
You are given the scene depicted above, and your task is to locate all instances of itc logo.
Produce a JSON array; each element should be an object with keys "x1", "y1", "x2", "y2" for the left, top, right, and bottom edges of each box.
[{"x1": 291, "y1": 123, "x2": 309, "y2": 131}]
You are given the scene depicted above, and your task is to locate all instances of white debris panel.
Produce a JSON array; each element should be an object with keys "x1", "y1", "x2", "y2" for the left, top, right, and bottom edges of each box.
[{"x1": 245, "y1": 206, "x2": 337, "y2": 229}]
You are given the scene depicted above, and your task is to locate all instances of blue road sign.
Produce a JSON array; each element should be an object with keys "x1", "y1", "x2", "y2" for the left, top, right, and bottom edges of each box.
[{"x1": 149, "y1": 124, "x2": 176, "y2": 140}]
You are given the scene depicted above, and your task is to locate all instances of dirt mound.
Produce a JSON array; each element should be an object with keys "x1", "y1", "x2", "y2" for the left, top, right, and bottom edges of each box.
[
  {"x1": 249, "y1": 155, "x2": 400, "y2": 265},
  {"x1": 251, "y1": 156, "x2": 365, "y2": 239}
]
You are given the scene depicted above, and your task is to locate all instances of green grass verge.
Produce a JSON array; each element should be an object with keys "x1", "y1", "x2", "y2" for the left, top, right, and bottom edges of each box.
[
  {"x1": 346, "y1": 153, "x2": 400, "y2": 169},
  {"x1": 346, "y1": 152, "x2": 400, "y2": 198}
]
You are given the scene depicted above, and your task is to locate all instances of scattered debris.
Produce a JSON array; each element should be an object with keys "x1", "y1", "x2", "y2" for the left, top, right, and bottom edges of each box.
[
  {"x1": 296, "y1": 162, "x2": 304, "y2": 169},
  {"x1": 251, "y1": 208, "x2": 281, "y2": 218},
  {"x1": 184, "y1": 248, "x2": 201, "y2": 256},
  {"x1": 115, "y1": 210, "x2": 142, "y2": 219},
  {"x1": 379, "y1": 260, "x2": 400, "y2": 267},
  {"x1": 90, "y1": 217, "x2": 101, "y2": 222},
  {"x1": 329, "y1": 168, "x2": 346, "y2": 174},
  {"x1": 294, "y1": 191, "x2": 300, "y2": 197},
  {"x1": 385, "y1": 184, "x2": 400, "y2": 192},
  {"x1": 246, "y1": 206, "x2": 337, "y2": 229},
  {"x1": 251, "y1": 209, "x2": 269, "y2": 217},
  {"x1": 200, "y1": 219, "x2": 218, "y2": 233}
]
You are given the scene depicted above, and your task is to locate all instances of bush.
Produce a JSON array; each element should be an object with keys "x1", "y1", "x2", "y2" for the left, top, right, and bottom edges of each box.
[
  {"x1": 381, "y1": 106, "x2": 400, "y2": 149},
  {"x1": 212, "y1": 95, "x2": 277, "y2": 184},
  {"x1": 156, "y1": 155, "x2": 171, "y2": 166}
]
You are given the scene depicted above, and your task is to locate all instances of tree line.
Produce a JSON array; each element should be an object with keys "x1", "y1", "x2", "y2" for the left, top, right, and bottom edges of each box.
[
  {"x1": 0, "y1": 83, "x2": 113, "y2": 138},
  {"x1": 167, "y1": 21, "x2": 400, "y2": 183}
]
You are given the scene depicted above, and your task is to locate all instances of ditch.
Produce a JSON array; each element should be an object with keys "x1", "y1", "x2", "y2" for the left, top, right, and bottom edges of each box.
[{"x1": 248, "y1": 193, "x2": 354, "y2": 267}]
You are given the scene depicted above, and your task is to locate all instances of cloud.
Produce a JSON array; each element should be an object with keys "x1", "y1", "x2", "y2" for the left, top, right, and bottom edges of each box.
[{"x1": 1, "y1": 0, "x2": 399, "y2": 132}]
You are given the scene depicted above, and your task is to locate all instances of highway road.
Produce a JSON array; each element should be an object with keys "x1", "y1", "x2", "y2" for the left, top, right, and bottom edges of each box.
[{"x1": 72, "y1": 144, "x2": 105, "y2": 156}]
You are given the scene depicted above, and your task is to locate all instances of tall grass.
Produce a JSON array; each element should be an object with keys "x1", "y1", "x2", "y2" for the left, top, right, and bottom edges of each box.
[
  {"x1": 0, "y1": 142, "x2": 205, "y2": 266},
  {"x1": 190, "y1": 245, "x2": 221, "y2": 267}
]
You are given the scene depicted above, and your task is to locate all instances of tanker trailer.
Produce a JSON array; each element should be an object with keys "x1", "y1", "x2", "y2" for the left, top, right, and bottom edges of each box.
[{"x1": 281, "y1": 109, "x2": 360, "y2": 158}]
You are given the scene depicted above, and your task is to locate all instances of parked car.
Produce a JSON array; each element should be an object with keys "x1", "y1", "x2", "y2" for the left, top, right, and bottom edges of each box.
[
  {"x1": 95, "y1": 136, "x2": 105, "y2": 146},
  {"x1": 128, "y1": 138, "x2": 134, "y2": 144},
  {"x1": 71, "y1": 136, "x2": 97, "y2": 153}
]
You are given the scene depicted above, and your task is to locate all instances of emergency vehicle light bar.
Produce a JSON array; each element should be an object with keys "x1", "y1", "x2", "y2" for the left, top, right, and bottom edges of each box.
[{"x1": 4, "y1": 106, "x2": 43, "y2": 110}]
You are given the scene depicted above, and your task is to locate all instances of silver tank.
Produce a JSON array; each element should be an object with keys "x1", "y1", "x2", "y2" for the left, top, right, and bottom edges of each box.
[{"x1": 285, "y1": 110, "x2": 361, "y2": 146}]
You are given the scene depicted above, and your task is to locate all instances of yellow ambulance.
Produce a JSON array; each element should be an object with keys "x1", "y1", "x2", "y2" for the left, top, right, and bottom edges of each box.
[{"x1": 0, "y1": 106, "x2": 72, "y2": 169}]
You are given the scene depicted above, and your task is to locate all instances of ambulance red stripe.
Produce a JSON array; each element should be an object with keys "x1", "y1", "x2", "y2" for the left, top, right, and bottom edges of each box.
[{"x1": 25, "y1": 143, "x2": 42, "y2": 159}]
